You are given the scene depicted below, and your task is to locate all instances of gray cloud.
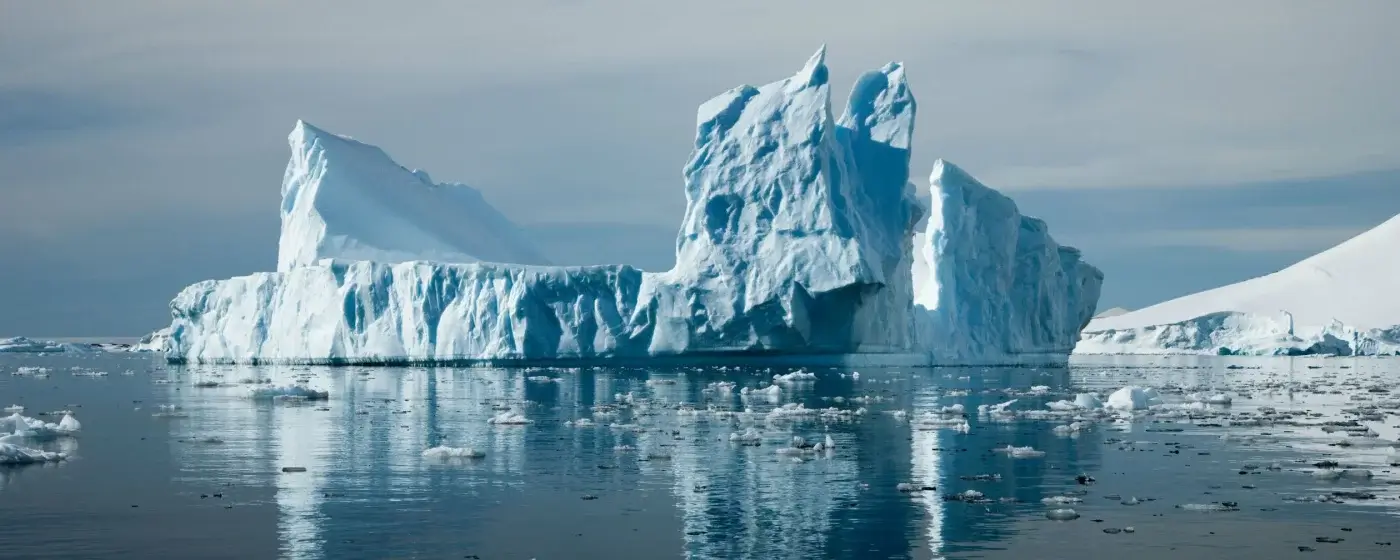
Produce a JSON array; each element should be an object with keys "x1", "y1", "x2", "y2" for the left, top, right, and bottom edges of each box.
[{"x1": 2, "y1": 1, "x2": 1398, "y2": 335}]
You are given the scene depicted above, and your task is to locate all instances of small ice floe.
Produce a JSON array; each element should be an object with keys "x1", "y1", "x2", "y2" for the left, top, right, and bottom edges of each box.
[
  {"x1": 613, "y1": 445, "x2": 636, "y2": 452},
  {"x1": 1052, "y1": 422, "x2": 1088, "y2": 436},
  {"x1": 248, "y1": 385, "x2": 328, "y2": 401},
  {"x1": 1176, "y1": 502, "x2": 1240, "y2": 512},
  {"x1": 1045, "y1": 508, "x2": 1079, "y2": 521},
  {"x1": 0, "y1": 442, "x2": 66, "y2": 465},
  {"x1": 730, "y1": 427, "x2": 763, "y2": 445},
  {"x1": 773, "y1": 370, "x2": 817, "y2": 384},
  {"x1": 936, "y1": 404, "x2": 965, "y2": 415},
  {"x1": 13, "y1": 366, "x2": 50, "y2": 377},
  {"x1": 3, "y1": 405, "x2": 23, "y2": 414},
  {"x1": 977, "y1": 400, "x2": 1018, "y2": 416},
  {"x1": 886, "y1": 410, "x2": 908, "y2": 421},
  {"x1": 152, "y1": 404, "x2": 188, "y2": 418},
  {"x1": 1106, "y1": 386, "x2": 1162, "y2": 411},
  {"x1": 564, "y1": 418, "x2": 595, "y2": 428},
  {"x1": 644, "y1": 378, "x2": 676, "y2": 386},
  {"x1": 487, "y1": 411, "x2": 532, "y2": 425},
  {"x1": 1041, "y1": 495, "x2": 1083, "y2": 505},
  {"x1": 997, "y1": 445, "x2": 1046, "y2": 459},
  {"x1": 422, "y1": 446, "x2": 485, "y2": 460},
  {"x1": 72, "y1": 369, "x2": 108, "y2": 377},
  {"x1": 1028, "y1": 385, "x2": 1051, "y2": 395},
  {"x1": 948, "y1": 490, "x2": 985, "y2": 502},
  {"x1": 0, "y1": 412, "x2": 81, "y2": 442},
  {"x1": 896, "y1": 483, "x2": 917, "y2": 492},
  {"x1": 1185, "y1": 392, "x2": 1233, "y2": 405},
  {"x1": 741, "y1": 384, "x2": 782, "y2": 402},
  {"x1": 525, "y1": 376, "x2": 560, "y2": 384},
  {"x1": 704, "y1": 381, "x2": 736, "y2": 394}
]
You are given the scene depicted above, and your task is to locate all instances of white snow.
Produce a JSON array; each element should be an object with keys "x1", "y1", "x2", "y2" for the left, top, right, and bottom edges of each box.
[
  {"x1": 1079, "y1": 214, "x2": 1400, "y2": 356},
  {"x1": 278, "y1": 120, "x2": 550, "y2": 271},
  {"x1": 164, "y1": 47, "x2": 1102, "y2": 367},
  {"x1": 487, "y1": 411, "x2": 532, "y2": 425}
]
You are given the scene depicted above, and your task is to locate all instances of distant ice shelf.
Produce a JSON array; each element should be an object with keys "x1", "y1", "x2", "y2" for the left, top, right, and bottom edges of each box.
[{"x1": 164, "y1": 47, "x2": 1102, "y2": 367}]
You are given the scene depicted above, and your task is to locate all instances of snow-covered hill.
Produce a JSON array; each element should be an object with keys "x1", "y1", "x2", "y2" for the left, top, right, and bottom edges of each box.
[{"x1": 1078, "y1": 215, "x2": 1400, "y2": 355}]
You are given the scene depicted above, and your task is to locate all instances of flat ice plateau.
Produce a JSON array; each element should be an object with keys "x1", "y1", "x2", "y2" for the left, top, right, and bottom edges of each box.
[
  {"x1": 1079, "y1": 214, "x2": 1400, "y2": 356},
  {"x1": 165, "y1": 47, "x2": 1101, "y2": 366}
]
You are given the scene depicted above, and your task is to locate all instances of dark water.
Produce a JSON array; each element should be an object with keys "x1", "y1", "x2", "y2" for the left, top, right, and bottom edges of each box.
[{"x1": 1, "y1": 353, "x2": 1397, "y2": 559}]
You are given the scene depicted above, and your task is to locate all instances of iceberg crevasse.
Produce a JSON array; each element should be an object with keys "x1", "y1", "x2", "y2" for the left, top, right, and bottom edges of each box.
[{"x1": 167, "y1": 48, "x2": 1101, "y2": 366}]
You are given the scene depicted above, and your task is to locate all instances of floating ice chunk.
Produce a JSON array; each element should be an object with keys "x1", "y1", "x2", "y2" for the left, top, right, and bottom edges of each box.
[
  {"x1": 3, "y1": 405, "x2": 22, "y2": 414},
  {"x1": 1105, "y1": 386, "x2": 1162, "y2": 411},
  {"x1": 998, "y1": 445, "x2": 1046, "y2": 458},
  {"x1": 730, "y1": 427, "x2": 763, "y2": 444},
  {"x1": 487, "y1": 411, "x2": 532, "y2": 425},
  {"x1": 1311, "y1": 469, "x2": 1343, "y2": 480},
  {"x1": 248, "y1": 385, "x2": 328, "y2": 401},
  {"x1": 0, "y1": 412, "x2": 80, "y2": 441},
  {"x1": 977, "y1": 399, "x2": 1018, "y2": 415},
  {"x1": 1073, "y1": 393, "x2": 1103, "y2": 409},
  {"x1": 1045, "y1": 508, "x2": 1079, "y2": 521},
  {"x1": 1029, "y1": 386, "x2": 1050, "y2": 394},
  {"x1": 56, "y1": 414, "x2": 81, "y2": 432},
  {"x1": 526, "y1": 376, "x2": 559, "y2": 383},
  {"x1": 1176, "y1": 503, "x2": 1239, "y2": 512},
  {"x1": 741, "y1": 384, "x2": 782, "y2": 403},
  {"x1": 896, "y1": 483, "x2": 917, "y2": 492},
  {"x1": 0, "y1": 442, "x2": 67, "y2": 464},
  {"x1": 1185, "y1": 392, "x2": 1233, "y2": 405},
  {"x1": 937, "y1": 404, "x2": 965, "y2": 415},
  {"x1": 1042, "y1": 495, "x2": 1083, "y2": 505},
  {"x1": 704, "y1": 381, "x2": 736, "y2": 393},
  {"x1": 773, "y1": 370, "x2": 817, "y2": 383},
  {"x1": 1052, "y1": 422, "x2": 1086, "y2": 436},
  {"x1": 422, "y1": 446, "x2": 485, "y2": 459},
  {"x1": 564, "y1": 418, "x2": 595, "y2": 428}
]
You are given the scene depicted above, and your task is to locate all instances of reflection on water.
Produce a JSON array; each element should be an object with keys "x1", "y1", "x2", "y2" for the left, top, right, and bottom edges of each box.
[
  {"x1": 151, "y1": 364, "x2": 1104, "y2": 559},
  {"x1": 3, "y1": 354, "x2": 1398, "y2": 559}
]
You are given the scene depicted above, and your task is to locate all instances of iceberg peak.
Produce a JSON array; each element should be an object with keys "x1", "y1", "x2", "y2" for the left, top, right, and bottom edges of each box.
[{"x1": 790, "y1": 45, "x2": 830, "y2": 89}]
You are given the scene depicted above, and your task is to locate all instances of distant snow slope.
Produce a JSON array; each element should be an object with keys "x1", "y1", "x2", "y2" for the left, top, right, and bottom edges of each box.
[
  {"x1": 278, "y1": 121, "x2": 551, "y2": 270},
  {"x1": 1079, "y1": 215, "x2": 1400, "y2": 355}
]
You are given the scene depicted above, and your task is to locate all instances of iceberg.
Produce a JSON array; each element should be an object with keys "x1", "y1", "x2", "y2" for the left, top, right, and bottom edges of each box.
[
  {"x1": 130, "y1": 327, "x2": 171, "y2": 352},
  {"x1": 1078, "y1": 214, "x2": 1400, "y2": 356},
  {"x1": 165, "y1": 47, "x2": 1101, "y2": 366},
  {"x1": 278, "y1": 121, "x2": 551, "y2": 270}
]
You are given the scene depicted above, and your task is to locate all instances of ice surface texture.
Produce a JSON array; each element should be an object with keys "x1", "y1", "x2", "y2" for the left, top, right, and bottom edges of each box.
[
  {"x1": 1079, "y1": 214, "x2": 1400, "y2": 356},
  {"x1": 168, "y1": 48, "x2": 1101, "y2": 366}
]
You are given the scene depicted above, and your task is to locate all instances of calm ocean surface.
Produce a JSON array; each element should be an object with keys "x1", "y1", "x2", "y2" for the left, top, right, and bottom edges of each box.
[{"x1": 1, "y1": 352, "x2": 1397, "y2": 559}]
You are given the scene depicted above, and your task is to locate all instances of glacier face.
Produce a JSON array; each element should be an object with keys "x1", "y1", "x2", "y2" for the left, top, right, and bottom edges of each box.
[
  {"x1": 167, "y1": 48, "x2": 1101, "y2": 366},
  {"x1": 279, "y1": 121, "x2": 551, "y2": 271},
  {"x1": 1078, "y1": 213, "x2": 1400, "y2": 356}
]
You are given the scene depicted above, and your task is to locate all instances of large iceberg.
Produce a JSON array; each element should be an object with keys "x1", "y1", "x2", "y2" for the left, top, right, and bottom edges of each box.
[
  {"x1": 1078, "y1": 213, "x2": 1400, "y2": 356},
  {"x1": 278, "y1": 121, "x2": 551, "y2": 270},
  {"x1": 166, "y1": 48, "x2": 1101, "y2": 366}
]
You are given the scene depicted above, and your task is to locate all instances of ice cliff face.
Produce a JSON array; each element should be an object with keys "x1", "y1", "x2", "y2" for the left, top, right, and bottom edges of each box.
[
  {"x1": 917, "y1": 161, "x2": 1103, "y2": 362},
  {"x1": 167, "y1": 48, "x2": 1102, "y2": 366},
  {"x1": 279, "y1": 121, "x2": 551, "y2": 271}
]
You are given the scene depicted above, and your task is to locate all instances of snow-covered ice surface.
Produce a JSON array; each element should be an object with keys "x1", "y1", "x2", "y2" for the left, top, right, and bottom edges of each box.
[
  {"x1": 167, "y1": 48, "x2": 1100, "y2": 366},
  {"x1": 1080, "y1": 213, "x2": 1400, "y2": 356},
  {"x1": 0, "y1": 337, "x2": 95, "y2": 354},
  {"x1": 277, "y1": 121, "x2": 551, "y2": 271},
  {"x1": 4, "y1": 351, "x2": 1400, "y2": 558},
  {"x1": 129, "y1": 327, "x2": 171, "y2": 353}
]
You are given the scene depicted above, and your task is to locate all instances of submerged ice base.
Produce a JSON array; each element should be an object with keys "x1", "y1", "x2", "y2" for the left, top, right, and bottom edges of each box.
[{"x1": 166, "y1": 48, "x2": 1101, "y2": 367}]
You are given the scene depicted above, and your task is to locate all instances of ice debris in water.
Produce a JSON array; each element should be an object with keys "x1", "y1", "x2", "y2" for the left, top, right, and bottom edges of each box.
[
  {"x1": 3, "y1": 405, "x2": 22, "y2": 414},
  {"x1": 740, "y1": 384, "x2": 782, "y2": 402},
  {"x1": 997, "y1": 445, "x2": 1046, "y2": 459},
  {"x1": 1184, "y1": 392, "x2": 1233, "y2": 405},
  {"x1": 0, "y1": 412, "x2": 81, "y2": 443},
  {"x1": 487, "y1": 411, "x2": 532, "y2": 425},
  {"x1": 772, "y1": 370, "x2": 817, "y2": 383},
  {"x1": 0, "y1": 443, "x2": 67, "y2": 465},
  {"x1": 1105, "y1": 386, "x2": 1162, "y2": 410},
  {"x1": 248, "y1": 385, "x2": 329, "y2": 401},
  {"x1": 1042, "y1": 495, "x2": 1083, "y2": 505},
  {"x1": 422, "y1": 446, "x2": 485, "y2": 459},
  {"x1": 730, "y1": 427, "x2": 763, "y2": 445}
]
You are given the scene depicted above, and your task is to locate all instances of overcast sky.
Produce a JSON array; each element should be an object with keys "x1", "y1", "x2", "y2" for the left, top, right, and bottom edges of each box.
[{"x1": 3, "y1": 1, "x2": 1399, "y2": 336}]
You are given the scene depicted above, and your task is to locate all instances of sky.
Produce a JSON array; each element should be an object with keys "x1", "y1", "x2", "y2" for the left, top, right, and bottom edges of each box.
[{"x1": 3, "y1": 1, "x2": 1399, "y2": 337}]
